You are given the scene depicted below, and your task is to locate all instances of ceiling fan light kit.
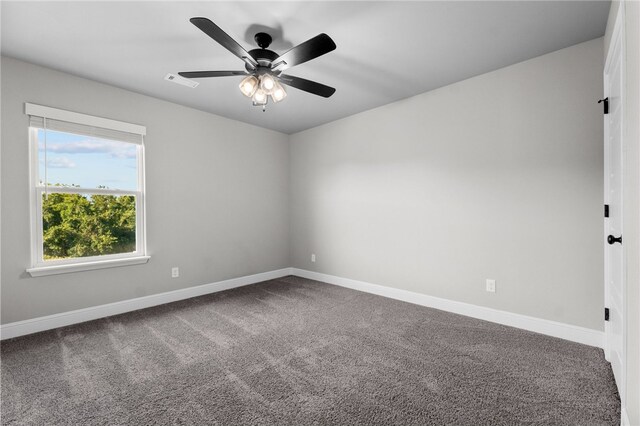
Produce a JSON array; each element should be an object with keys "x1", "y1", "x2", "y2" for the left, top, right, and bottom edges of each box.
[
  {"x1": 271, "y1": 84, "x2": 287, "y2": 103},
  {"x1": 260, "y1": 74, "x2": 276, "y2": 92},
  {"x1": 239, "y1": 74, "x2": 287, "y2": 110},
  {"x1": 178, "y1": 17, "x2": 336, "y2": 111},
  {"x1": 239, "y1": 75, "x2": 258, "y2": 97},
  {"x1": 252, "y1": 88, "x2": 268, "y2": 109}
]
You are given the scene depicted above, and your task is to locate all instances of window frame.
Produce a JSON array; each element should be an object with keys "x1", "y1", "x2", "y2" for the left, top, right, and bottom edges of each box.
[{"x1": 26, "y1": 104, "x2": 149, "y2": 277}]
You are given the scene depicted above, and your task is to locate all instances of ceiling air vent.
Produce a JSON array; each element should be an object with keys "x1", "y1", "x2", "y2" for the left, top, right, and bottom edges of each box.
[{"x1": 164, "y1": 73, "x2": 199, "y2": 88}]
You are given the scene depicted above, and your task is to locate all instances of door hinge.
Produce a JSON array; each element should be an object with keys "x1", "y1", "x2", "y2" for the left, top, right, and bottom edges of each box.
[
  {"x1": 605, "y1": 204, "x2": 609, "y2": 218},
  {"x1": 605, "y1": 307, "x2": 610, "y2": 321},
  {"x1": 598, "y1": 97, "x2": 609, "y2": 114}
]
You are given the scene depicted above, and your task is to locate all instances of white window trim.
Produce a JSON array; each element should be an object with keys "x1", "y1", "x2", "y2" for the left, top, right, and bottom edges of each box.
[
  {"x1": 27, "y1": 256, "x2": 151, "y2": 277},
  {"x1": 26, "y1": 105, "x2": 149, "y2": 277}
]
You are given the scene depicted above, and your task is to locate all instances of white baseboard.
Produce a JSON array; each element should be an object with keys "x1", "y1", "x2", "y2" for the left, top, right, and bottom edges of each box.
[
  {"x1": 291, "y1": 268, "x2": 605, "y2": 349},
  {"x1": 0, "y1": 268, "x2": 293, "y2": 340},
  {"x1": 0, "y1": 267, "x2": 606, "y2": 350}
]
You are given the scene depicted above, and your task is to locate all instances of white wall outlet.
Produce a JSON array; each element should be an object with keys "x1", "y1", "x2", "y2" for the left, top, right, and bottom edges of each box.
[
  {"x1": 486, "y1": 279, "x2": 496, "y2": 293},
  {"x1": 171, "y1": 267, "x2": 180, "y2": 278},
  {"x1": 311, "y1": 254, "x2": 316, "y2": 262}
]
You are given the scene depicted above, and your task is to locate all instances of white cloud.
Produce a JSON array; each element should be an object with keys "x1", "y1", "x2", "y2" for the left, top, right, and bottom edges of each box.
[
  {"x1": 47, "y1": 157, "x2": 76, "y2": 168},
  {"x1": 39, "y1": 139, "x2": 136, "y2": 159}
]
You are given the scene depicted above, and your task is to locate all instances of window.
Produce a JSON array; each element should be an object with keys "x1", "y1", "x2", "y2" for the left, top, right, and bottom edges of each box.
[{"x1": 26, "y1": 104, "x2": 149, "y2": 276}]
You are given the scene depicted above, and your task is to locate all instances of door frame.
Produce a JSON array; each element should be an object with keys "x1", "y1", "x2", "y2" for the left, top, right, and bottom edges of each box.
[{"x1": 603, "y1": 2, "x2": 626, "y2": 403}]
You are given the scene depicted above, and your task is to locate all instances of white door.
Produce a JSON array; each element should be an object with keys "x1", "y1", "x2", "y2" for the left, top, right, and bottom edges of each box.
[{"x1": 603, "y1": 5, "x2": 625, "y2": 402}]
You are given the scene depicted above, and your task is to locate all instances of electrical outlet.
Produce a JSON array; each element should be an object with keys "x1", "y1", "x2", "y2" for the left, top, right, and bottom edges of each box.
[
  {"x1": 486, "y1": 279, "x2": 496, "y2": 293},
  {"x1": 171, "y1": 267, "x2": 179, "y2": 278},
  {"x1": 311, "y1": 254, "x2": 316, "y2": 262}
]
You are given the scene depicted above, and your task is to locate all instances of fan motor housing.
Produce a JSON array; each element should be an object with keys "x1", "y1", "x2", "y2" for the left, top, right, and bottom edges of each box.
[{"x1": 246, "y1": 48, "x2": 279, "y2": 71}]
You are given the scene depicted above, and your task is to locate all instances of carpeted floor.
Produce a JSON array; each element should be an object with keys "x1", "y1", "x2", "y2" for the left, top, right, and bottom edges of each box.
[{"x1": 1, "y1": 276, "x2": 620, "y2": 425}]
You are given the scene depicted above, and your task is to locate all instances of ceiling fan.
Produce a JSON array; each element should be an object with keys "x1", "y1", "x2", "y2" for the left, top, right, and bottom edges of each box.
[{"x1": 179, "y1": 17, "x2": 337, "y2": 110}]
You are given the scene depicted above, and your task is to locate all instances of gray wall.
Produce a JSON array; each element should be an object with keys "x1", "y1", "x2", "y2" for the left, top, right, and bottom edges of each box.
[
  {"x1": 1, "y1": 38, "x2": 607, "y2": 334},
  {"x1": 1, "y1": 56, "x2": 290, "y2": 324},
  {"x1": 290, "y1": 38, "x2": 604, "y2": 331},
  {"x1": 605, "y1": 1, "x2": 640, "y2": 423}
]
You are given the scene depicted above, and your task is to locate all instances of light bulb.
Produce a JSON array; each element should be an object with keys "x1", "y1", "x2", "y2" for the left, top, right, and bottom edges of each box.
[
  {"x1": 252, "y1": 88, "x2": 267, "y2": 105},
  {"x1": 260, "y1": 74, "x2": 276, "y2": 94},
  {"x1": 239, "y1": 75, "x2": 258, "y2": 97},
  {"x1": 270, "y1": 82, "x2": 287, "y2": 103}
]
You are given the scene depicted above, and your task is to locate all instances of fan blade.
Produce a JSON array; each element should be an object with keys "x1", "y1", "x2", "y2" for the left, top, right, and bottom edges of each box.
[
  {"x1": 178, "y1": 71, "x2": 248, "y2": 78},
  {"x1": 272, "y1": 34, "x2": 336, "y2": 72},
  {"x1": 279, "y1": 74, "x2": 336, "y2": 98},
  {"x1": 190, "y1": 17, "x2": 258, "y2": 69}
]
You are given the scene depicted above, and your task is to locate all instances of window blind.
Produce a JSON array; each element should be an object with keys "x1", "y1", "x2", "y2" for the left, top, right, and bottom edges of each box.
[{"x1": 26, "y1": 103, "x2": 145, "y2": 145}]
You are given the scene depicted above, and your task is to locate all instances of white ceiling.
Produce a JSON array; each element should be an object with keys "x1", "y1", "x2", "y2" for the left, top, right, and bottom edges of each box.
[{"x1": 1, "y1": 1, "x2": 609, "y2": 134}]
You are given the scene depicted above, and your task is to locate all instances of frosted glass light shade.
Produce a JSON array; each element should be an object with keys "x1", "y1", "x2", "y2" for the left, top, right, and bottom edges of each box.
[
  {"x1": 239, "y1": 75, "x2": 258, "y2": 97},
  {"x1": 252, "y1": 88, "x2": 268, "y2": 105},
  {"x1": 259, "y1": 74, "x2": 276, "y2": 94},
  {"x1": 271, "y1": 82, "x2": 287, "y2": 103}
]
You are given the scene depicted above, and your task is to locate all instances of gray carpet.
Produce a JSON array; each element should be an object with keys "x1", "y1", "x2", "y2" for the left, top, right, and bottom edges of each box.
[{"x1": 1, "y1": 276, "x2": 619, "y2": 425}]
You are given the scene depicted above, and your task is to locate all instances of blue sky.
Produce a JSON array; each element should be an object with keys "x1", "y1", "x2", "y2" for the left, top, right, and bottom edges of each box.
[{"x1": 38, "y1": 129, "x2": 138, "y2": 191}]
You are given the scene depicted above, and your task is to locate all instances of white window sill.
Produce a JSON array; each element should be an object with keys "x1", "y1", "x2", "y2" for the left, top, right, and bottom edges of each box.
[{"x1": 27, "y1": 256, "x2": 150, "y2": 277}]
